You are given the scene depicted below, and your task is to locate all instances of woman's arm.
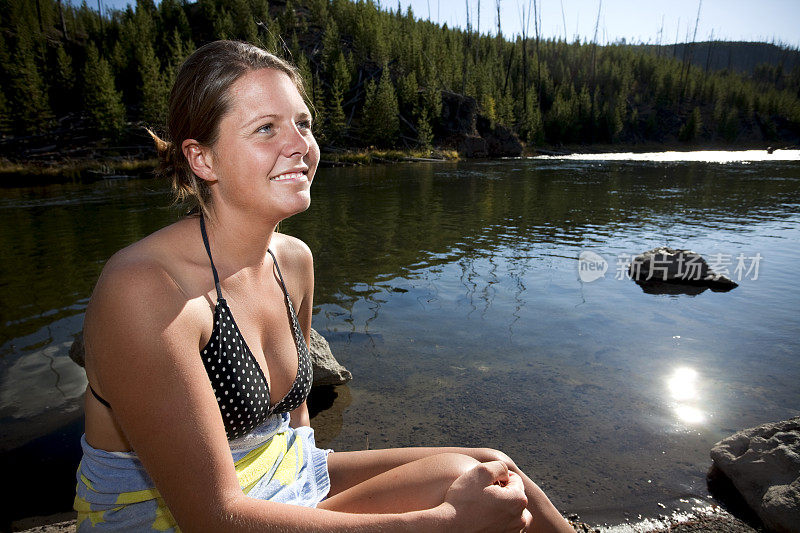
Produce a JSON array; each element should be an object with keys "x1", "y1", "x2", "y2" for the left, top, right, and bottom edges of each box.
[{"x1": 280, "y1": 236, "x2": 315, "y2": 429}]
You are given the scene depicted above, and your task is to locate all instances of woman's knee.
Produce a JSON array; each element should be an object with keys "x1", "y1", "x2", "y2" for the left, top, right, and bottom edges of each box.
[
  {"x1": 433, "y1": 452, "x2": 482, "y2": 482},
  {"x1": 470, "y1": 447, "x2": 517, "y2": 469}
]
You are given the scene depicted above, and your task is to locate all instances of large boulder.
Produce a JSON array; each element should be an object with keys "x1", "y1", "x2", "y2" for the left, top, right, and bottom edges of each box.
[
  {"x1": 476, "y1": 115, "x2": 523, "y2": 157},
  {"x1": 439, "y1": 90, "x2": 479, "y2": 136},
  {"x1": 458, "y1": 135, "x2": 488, "y2": 158},
  {"x1": 628, "y1": 247, "x2": 738, "y2": 292},
  {"x1": 438, "y1": 91, "x2": 522, "y2": 157},
  {"x1": 710, "y1": 417, "x2": 800, "y2": 532},
  {"x1": 69, "y1": 328, "x2": 352, "y2": 387}
]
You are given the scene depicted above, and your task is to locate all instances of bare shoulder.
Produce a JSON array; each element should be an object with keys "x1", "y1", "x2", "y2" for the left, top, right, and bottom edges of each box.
[
  {"x1": 84, "y1": 220, "x2": 205, "y2": 377},
  {"x1": 89, "y1": 223, "x2": 193, "y2": 313},
  {"x1": 271, "y1": 232, "x2": 313, "y2": 276}
]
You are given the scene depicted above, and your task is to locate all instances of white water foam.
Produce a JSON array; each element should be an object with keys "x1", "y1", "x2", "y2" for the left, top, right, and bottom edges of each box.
[{"x1": 532, "y1": 149, "x2": 800, "y2": 163}]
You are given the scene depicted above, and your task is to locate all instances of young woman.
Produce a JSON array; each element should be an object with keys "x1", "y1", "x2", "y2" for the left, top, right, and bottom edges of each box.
[{"x1": 75, "y1": 40, "x2": 572, "y2": 532}]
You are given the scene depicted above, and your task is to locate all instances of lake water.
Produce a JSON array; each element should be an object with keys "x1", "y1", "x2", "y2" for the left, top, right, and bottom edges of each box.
[{"x1": 1, "y1": 151, "x2": 799, "y2": 526}]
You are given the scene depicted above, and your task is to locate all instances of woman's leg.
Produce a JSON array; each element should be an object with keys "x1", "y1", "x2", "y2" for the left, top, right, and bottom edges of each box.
[
  {"x1": 323, "y1": 446, "x2": 573, "y2": 532},
  {"x1": 318, "y1": 452, "x2": 480, "y2": 513}
]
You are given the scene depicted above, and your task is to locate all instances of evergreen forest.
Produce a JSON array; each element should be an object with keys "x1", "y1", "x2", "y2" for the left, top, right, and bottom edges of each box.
[{"x1": 1, "y1": 0, "x2": 799, "y2": 158}]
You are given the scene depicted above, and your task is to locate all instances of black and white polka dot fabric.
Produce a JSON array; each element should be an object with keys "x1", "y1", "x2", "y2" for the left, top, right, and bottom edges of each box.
[{"x1": 199, "y1": 216, "x2": 313, "y2": 440}]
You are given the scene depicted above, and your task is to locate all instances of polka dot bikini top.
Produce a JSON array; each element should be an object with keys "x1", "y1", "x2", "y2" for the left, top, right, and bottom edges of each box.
[{"x1": 199, "y1": 215, "x2": 313, "y2": 440}]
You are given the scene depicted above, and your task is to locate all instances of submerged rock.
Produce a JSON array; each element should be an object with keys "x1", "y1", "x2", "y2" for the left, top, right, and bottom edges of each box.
[
  {"x1": 68, "y1": 328, "x2": 352, "y2": 387},
  {"x1": 710, "y1": 417, "x2": 800, "y2": 532},
  {"x1": 629, "y1": 247, "x2": 738, "y2": 293}
]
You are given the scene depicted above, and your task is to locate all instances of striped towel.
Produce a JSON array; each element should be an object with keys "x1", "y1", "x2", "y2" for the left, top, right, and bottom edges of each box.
[{"x1": 74, "y1": 413, "x2": 331, "y2": 531}]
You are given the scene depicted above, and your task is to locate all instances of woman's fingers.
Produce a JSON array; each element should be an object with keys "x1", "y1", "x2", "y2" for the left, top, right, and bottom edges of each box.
[{"x1": 474, "y1": 460, "x2": 511, "y2": 486}]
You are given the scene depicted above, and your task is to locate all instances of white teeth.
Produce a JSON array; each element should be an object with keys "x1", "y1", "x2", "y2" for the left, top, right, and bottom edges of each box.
[{"x1": 271, "y1": 172, "x2": 306, "y2": 181}]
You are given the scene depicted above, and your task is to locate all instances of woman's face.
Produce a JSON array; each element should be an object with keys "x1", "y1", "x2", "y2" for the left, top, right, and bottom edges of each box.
[{"x1": 209, "y1": 67, "x2": 319, "y2": 221}]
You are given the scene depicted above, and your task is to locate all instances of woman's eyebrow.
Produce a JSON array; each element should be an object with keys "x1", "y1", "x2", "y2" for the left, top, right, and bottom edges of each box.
[{"x1": 244, "y1": 113, "x2": 279, "y2": 128}]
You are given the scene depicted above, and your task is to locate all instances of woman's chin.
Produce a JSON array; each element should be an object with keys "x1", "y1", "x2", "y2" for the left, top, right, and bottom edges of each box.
[{"x1": 276, "y1": 194, "x2": 311, "y2": 219}]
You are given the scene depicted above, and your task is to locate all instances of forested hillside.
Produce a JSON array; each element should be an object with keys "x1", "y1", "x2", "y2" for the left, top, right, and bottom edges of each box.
[
  {"x1": 639, "y1": 41, "x2": 800, "y2": 76},
  {"x1": 1, "y1": 0, "x2": 799, "y2": 159}
]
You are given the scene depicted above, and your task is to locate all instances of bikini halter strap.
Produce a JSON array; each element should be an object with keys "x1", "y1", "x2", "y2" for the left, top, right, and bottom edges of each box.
[{"x1": 199, "y1": 215, "x2": 223, "y2": 301}]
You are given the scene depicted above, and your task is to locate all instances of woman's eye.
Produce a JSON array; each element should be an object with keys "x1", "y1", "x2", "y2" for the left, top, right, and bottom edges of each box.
[
  {"x1": 297, "y1": 120, "x2": 312, "y2": 131},
  {"x1": 257, "y1": 123, "x2": 273, "y2": 134}
]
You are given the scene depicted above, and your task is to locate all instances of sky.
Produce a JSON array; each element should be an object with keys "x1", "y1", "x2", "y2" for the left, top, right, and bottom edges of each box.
[{"x1": 83, "y1": 0, "x2": 800, "y2": 48}]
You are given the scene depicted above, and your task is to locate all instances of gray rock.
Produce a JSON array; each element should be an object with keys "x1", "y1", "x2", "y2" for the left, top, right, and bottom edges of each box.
[
  {"x1": 629, "y1": 247, "x2": 738, "y2": 292},
  {"x1": 68, "y1": 328, "x2": 352, "y2": 387},
  {"x1": 710, "y1": 417, "x2": 800, "y2": 532},
  {"x1": 308, "y1": 329, "x2": 352, "y2": 386}
]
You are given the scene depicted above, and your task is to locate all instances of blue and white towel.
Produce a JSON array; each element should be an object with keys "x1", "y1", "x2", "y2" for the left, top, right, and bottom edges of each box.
[{"x1": 74, "y1": 413, "x2": 331, "y2": 531}]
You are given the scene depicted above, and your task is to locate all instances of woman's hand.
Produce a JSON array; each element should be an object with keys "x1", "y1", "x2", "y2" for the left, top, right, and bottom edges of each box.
[{"x1": 440, "y1": 461, "x2": 533, "y2": 532}]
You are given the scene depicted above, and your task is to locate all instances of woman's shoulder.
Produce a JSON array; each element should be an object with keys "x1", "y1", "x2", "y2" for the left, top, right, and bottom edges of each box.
[
  {"x1": 271, "y1": 232, "x2": 313, "y2": 273},
  {"x1": 87, "y1": 218, "x2": 210, "y2": 337},
  {"x1": 96, "y1": 219, "x2": 198, "y2": 297}
]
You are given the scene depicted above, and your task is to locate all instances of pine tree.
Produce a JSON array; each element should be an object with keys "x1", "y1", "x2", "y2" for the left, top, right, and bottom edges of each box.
[
  {"x1": 229, "y1": 0, "x2": 257, "y2": 42},
  {"x1": 396, "y1": 71, "x2": 419, "y2": 116},
  {"x1": 416, "y1": 107, "x2": 433, "y2": 149},
  {"x1": 83, "y1": 44, "x2": 126, "y2": 137},
  {"x1": 49, "y1": 45, "x2": 76, "y2": 115},
  {"x1": 325, "y1": 51, "x2": 350, "y2": 143},
  {"x1": 0, "y1": 88, "x2": 11, "y2": 134},
  {"x1": 678, "y1": 106, "x2": 702, "y2": 142},
  {"x1": 8, "y1": 33, "x2": 52, "y2": 134},
  {"x1": 322, "y1": 18, "x2": 341, "y2": 68},
  {"x1": 326, "y1": 85, "x2": 347, "y2": 144},
  {"x1": 139, "y1": 43, "x2": 169, "y2": 125},
  {"x1": 518, "y1": 90, "x2": 543, "y2": 144},
  {"x1": 361, "y1": 67, "x2": 399, "y2": 146}
]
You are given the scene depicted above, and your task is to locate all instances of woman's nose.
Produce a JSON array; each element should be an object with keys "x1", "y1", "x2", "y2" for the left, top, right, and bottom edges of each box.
[{"x1": 282, "y1": 123, "x2": 311, "y2": 158}]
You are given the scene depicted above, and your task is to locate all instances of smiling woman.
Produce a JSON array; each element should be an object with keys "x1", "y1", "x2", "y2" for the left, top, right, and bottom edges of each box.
[{"x1": 74, "y1": 40, "x2": 572, "y2": 532}]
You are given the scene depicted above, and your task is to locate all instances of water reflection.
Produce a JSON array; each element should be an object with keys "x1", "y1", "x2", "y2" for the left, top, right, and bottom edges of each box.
[{"x1": 667, "y1": 367, "x2": 705, "y2": 425}]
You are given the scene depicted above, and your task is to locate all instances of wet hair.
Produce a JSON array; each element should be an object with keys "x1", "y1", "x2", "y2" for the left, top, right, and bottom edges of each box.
[{"x1": 148, "y1": 40, "x2": 307, "y2": 219}]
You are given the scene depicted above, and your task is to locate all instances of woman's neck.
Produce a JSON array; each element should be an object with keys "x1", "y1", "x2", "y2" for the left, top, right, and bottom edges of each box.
[{"x1": 201, "y1": 206, "x2": 279, "y2": 278}]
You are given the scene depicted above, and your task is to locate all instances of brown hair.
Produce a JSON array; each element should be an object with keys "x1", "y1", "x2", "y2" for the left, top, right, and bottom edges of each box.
[{"x1": 149, "y1": 40, "x2": 307, "y2": 219}]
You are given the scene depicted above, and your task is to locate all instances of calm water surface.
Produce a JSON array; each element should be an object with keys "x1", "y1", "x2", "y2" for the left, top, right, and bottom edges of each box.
[{"x1": 1, "y1": 151, "x2": 799, "y2": 525}]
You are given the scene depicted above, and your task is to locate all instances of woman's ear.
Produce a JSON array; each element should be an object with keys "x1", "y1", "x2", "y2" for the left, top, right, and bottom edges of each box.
[{"x1": 182, "y1": 139, "x2": 216, "y2": 183}]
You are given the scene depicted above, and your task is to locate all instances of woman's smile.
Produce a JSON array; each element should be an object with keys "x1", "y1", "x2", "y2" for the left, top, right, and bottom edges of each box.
[{"x1": 270, "y1": 170, "x2": 309, "y2": 182}]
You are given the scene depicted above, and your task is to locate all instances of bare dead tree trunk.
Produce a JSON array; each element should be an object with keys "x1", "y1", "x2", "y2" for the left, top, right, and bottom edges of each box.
[
  {"x1": 520, "y1": 0, "x2": 532, "y2": 116},
  {"x1": 590, "y1": 0, "x2": 602, "y2": 142},
  {"x1": 533, "y1": 0, "x2": 542, "y2": 110},
  {"x1": 656, "y1": 14, "x2": 664, "y2": 57},
  {"x1": 57, "y1": 0, "x2": 69, "y2": 40},
  {"x1": 35, "y1": 0, "x2": 44, "y2": 33},
  {"x1": 680, "y1": 0, "x2": 702, "y2": 104},
  {"x1": 560, "y1": 0, "x2": 567, "y2": 42},
  {"x1": 503, "y1": 43, "x2": 514, "y2": 93},
  {"x1": 496, "y1": 0, "x2": 501, "y2": 37},
  {"x1": 476, "y1": 0, "x2": 481, "y2": 64},
  {"x1": 462, "y1": 0, "x2": 470, "y2": 94}
]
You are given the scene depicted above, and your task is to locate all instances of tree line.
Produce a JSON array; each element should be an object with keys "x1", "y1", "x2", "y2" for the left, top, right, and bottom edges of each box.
[{"x1": 1, "y1": 0, "x2": 799, "y2": 151}]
